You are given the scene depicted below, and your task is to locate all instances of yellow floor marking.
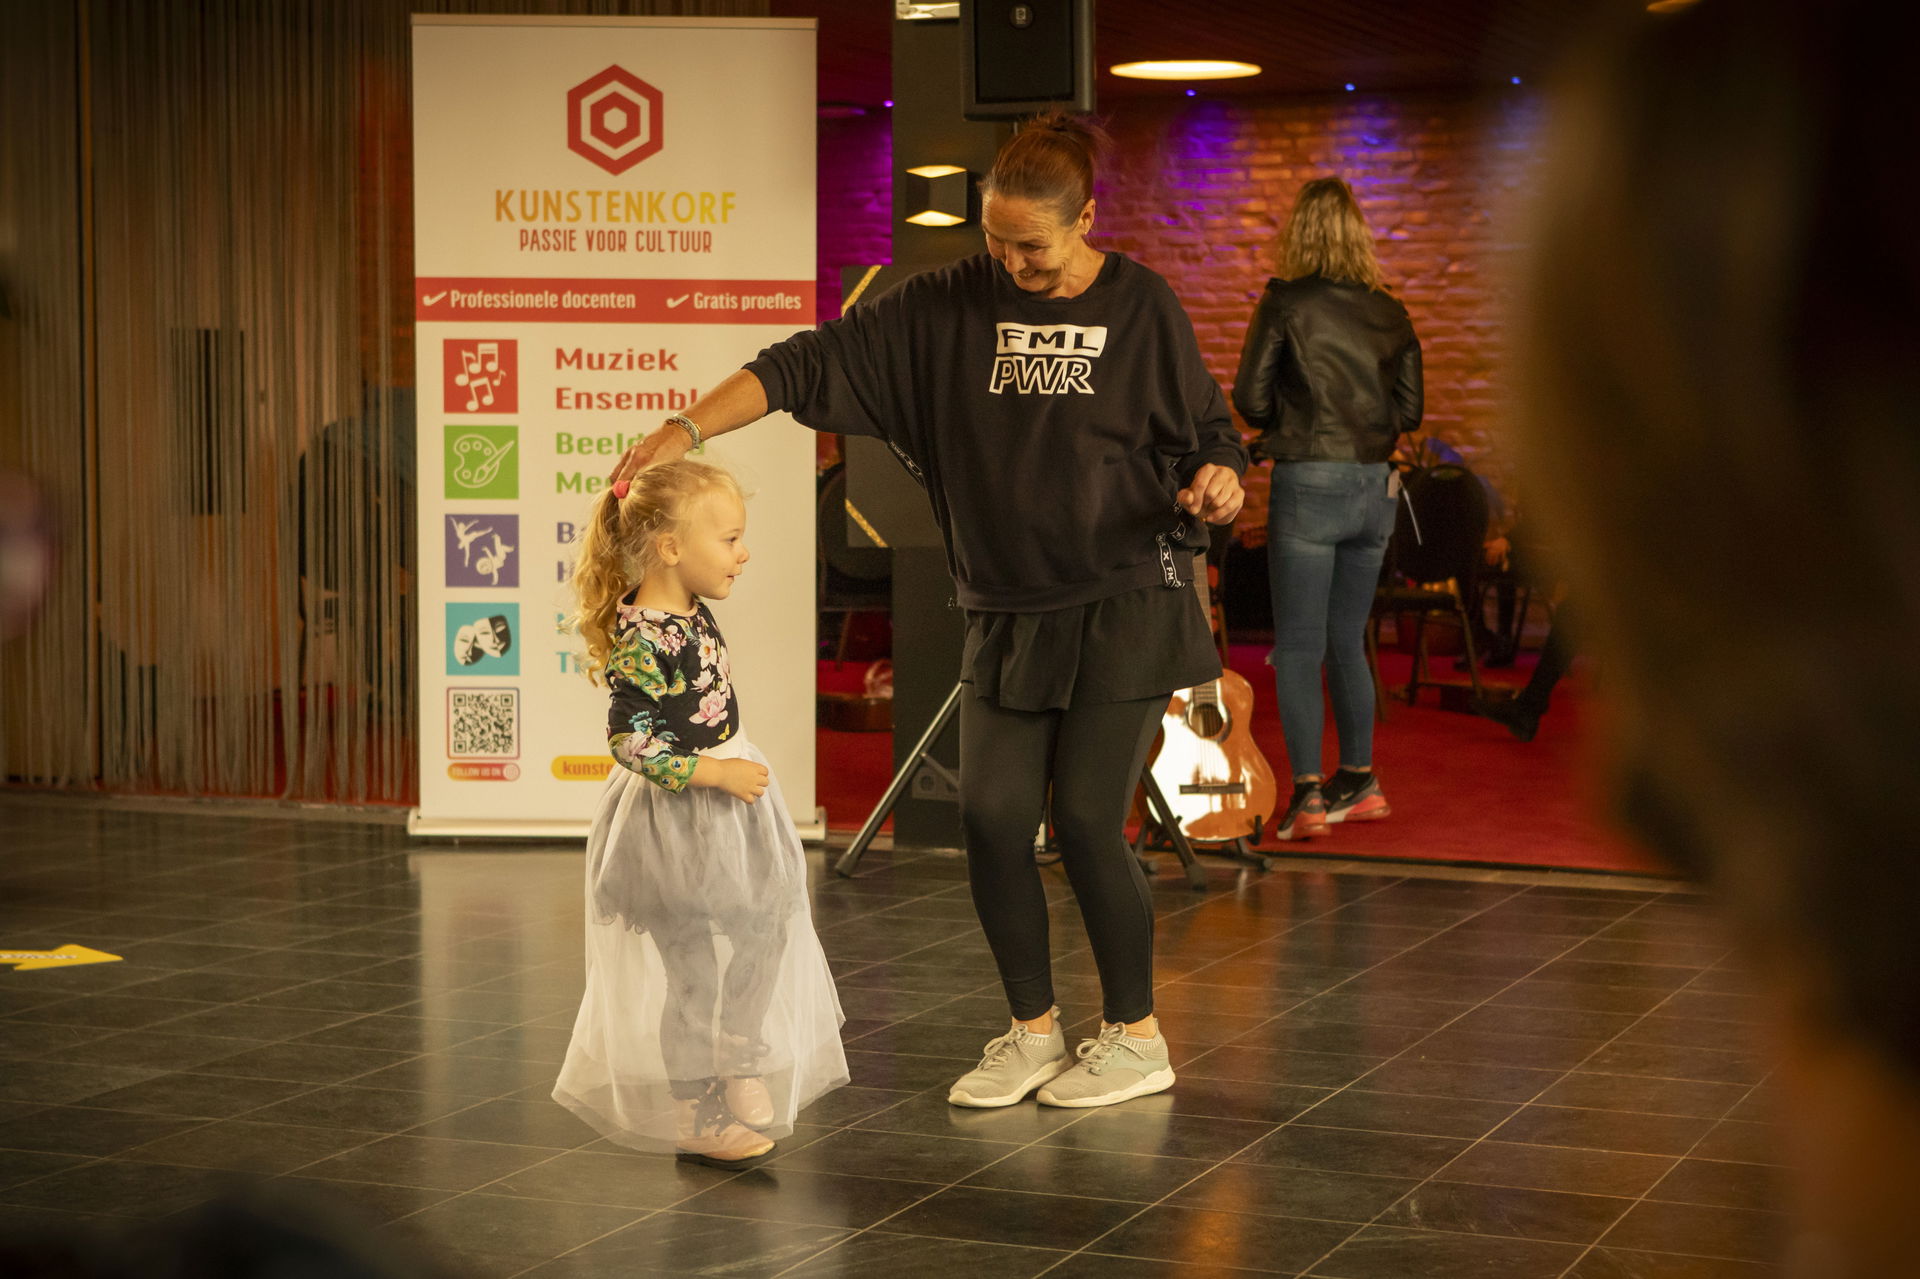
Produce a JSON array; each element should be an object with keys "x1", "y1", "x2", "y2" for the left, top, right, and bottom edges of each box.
[{"x1": 1, "y1": 944, "x2": 124, "y2": 972}]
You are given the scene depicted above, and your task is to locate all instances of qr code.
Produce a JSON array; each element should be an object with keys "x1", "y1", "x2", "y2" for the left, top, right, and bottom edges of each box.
[{"x1": 447, "y1": 688, "x2": 519, "y2": 758}]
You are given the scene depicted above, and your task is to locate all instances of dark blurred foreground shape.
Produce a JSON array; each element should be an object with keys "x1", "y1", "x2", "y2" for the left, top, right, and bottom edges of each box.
[
  {"x1": 1519, "y1": 0, "x2": 1920, "y2": 1271},
  {"x1": 0, "y1": 1181, "x2": 429, "y2": 1279}
]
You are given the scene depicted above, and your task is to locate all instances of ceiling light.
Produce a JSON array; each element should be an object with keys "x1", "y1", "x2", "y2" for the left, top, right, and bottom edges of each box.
[
  {"x1": 906, "y1": 165, "x2": 967, "y2": 178},
  {"x1": 1646, "y1": 0, "x2": 1700, "y2": 10},
  {"x1": 1109, "y1": 60, "x2": 1260, "y2": 81},
  {"x1": 905, "y1": 211, "x2": 966, "y2": 227}
]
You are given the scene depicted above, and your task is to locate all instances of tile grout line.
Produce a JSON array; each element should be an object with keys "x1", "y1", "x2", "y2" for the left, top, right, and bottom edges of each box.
[
  {"x1": 1550, "y1": 957, "x2": 1775, "y2": 1278},
  {"x1": 497, "y1": 854, "x2": 1080, "y2": 1276},
  {"x1": 749, "y1": 869, "x2": 1438, "y2": 1275},
  {"x1": 766, "y1": 872, "x2": 1479, "y2": 1277},
  {"x1": 1281, "y1": 889, "x2": 1735, "y2": 1278},
  {"x1": 0, "y1": 823, "x2": 1760, "y2": 1275}
]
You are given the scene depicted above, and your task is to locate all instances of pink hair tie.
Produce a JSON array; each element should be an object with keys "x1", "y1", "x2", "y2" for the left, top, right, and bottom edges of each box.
[{"x1": 611, "y1": 480, "x2": 630, "y2": 500}]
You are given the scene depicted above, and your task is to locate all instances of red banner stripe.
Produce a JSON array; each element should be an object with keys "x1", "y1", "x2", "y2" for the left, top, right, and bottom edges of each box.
[{"x1": 416, "y1": 278, "x2": 815, "y2": 324}]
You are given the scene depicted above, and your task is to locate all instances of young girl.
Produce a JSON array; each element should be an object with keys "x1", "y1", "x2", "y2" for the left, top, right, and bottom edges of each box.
[{"x1": 553, "y1": 460, "x2": 845, "y2": 1168}]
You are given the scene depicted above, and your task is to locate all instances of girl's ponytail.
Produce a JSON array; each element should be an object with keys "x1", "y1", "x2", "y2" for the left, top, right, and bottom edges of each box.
[{"x1": 569, "y1": 485, "x2": 631, "y2": 686}]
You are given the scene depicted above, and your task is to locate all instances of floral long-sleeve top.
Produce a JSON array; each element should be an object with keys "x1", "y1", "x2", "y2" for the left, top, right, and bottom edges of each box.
[{"x1": 605, "y1": 593, "x2": 738, "y2": 792}]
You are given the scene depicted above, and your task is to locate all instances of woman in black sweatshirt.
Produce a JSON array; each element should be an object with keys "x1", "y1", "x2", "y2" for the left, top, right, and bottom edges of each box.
[{"x1": 610, "y1": 113, "x2": 1246, "y2": 1114}]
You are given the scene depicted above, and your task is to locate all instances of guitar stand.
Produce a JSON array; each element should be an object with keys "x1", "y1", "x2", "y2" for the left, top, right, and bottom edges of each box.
[
  {"x1": 1033, "y1": 769, "x2": 1210, "y2": 889},
  {"x1": 834, "y1": 681, "x2": 1239, "y2": 891},
  {"x1": 835, "y1": 681, "x2": 965, "y2": 878},
  {"x1": 1134, "y1": 770, "x2": 1210, "y2": 891},
  {"x1": 1130, "y1": 795, "x2": 1274, "y2": 881}
]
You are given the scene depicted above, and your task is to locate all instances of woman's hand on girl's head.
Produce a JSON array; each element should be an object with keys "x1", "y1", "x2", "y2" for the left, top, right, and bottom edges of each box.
[
  {"x1": 609, "y1": 422, "x2": 693, "y2": 487},
  {"x1": 1179, "y1": 464, "x2": 1246, "y2": 525}
]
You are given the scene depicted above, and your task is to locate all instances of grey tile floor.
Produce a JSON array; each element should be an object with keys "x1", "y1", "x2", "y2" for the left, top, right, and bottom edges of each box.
[{"x1": 0, "y1": 797, "x2": 1785, "y2": 1276}]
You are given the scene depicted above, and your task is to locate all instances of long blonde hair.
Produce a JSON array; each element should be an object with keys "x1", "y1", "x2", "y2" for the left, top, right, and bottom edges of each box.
[
  {"x1": 567, "y1": 459, "x2": 743, "y2": 685},
  {"x1": 1280, "y1": 177, "x2": 1386, "y2": 291}
]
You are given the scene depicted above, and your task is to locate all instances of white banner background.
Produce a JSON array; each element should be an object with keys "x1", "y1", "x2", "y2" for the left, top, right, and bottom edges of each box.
[{"x1": 410, "y1": 16, "x2": 820, "y2": 838}]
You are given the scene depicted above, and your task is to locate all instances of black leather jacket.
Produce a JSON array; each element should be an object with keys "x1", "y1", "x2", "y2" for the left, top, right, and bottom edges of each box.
[{"x1": 1231, "y1": 274, "x2": 1423, "y2": 464}]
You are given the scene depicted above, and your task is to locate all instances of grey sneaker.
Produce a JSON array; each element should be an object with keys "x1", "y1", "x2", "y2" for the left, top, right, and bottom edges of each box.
[
  {"x1": 947, "y1": 1011, "x2": 1070, "y2": 1108},
  {"x1": 1036, "y1": 1022, "x2": 1176, "y2": 1108}
]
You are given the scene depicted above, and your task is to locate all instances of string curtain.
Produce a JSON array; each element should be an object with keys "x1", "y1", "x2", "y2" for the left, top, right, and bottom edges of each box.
[{"x1": 0, "y1": 0, "x2": 768, "y2": 804}]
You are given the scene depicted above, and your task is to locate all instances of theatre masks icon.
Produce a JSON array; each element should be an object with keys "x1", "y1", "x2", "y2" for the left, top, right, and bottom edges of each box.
[
  {"x1": 445, "y1": 603, "x2": 520, "y2": 676},
  {"x1": 452, "y1": 614, "x2": 513, "y2": 666}
]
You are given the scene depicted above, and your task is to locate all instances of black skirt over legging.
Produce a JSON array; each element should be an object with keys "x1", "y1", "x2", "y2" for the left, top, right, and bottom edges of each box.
[{"x1": 958, "y1": 582, "x2": 1219, "y2": 1024}]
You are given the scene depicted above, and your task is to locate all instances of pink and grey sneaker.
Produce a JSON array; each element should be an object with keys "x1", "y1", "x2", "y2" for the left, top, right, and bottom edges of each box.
[
  {"x1": 1273, "y1": 782, "x2": 1330, "y2": 840},
  {"x1": 1322, "y1": 769, "x2": 1390, "y2": 824}
]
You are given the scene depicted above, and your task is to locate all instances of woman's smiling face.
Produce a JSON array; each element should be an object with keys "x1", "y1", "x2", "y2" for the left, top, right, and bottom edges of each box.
[{"x1": 982, "y1": 193, "x2": 1094, "y2": 295}]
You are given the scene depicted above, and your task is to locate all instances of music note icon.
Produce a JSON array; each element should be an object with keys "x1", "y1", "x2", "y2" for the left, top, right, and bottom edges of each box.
[
  {"x1": 456, "y1": 350, "x2": 495, "y2": 411},
  {"x1": 444, "y1": 339, "x2": 517, "y2": 415}
]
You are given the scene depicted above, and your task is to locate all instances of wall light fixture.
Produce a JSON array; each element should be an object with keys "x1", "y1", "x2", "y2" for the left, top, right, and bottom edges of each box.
[{"x1": 904, "y1": 165, "x2": 975, "y2": 227}]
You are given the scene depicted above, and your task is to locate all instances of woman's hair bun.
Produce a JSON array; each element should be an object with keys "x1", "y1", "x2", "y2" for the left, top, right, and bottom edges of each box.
[{"x1": 983, "y1": 110, "x2": 1111, "y2": 225}]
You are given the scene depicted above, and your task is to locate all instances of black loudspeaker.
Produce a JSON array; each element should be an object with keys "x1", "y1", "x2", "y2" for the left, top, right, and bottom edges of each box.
[{"x1": 960, "y1": 0, "x2": 1095, "y2": 120}]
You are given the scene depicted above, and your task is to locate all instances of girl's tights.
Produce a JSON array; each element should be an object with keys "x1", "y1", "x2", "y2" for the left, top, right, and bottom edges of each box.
[{"x1": 653, "y1": 914, "x2": 789, "y2": 1099}]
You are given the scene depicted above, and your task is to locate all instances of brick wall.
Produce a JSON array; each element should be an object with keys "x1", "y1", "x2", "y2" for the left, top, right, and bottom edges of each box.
[
  {"x1": 810, "y1": 91, "x2": 1543, "y2": 521},
  {"x1": 816, "y1": 111, "x2": 894, "y2": 324},
  {"x1": 814, "y1": 110, "x2": 893, "y2": 466},
  {"x1": 1094, "y1": 89, "x2": 1545, "y2": 539}
]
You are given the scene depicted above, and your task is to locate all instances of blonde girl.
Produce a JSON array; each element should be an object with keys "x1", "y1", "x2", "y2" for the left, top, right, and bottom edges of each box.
[{"x1": 552, "y1": 459, "x2": 845, "y2": 1168}]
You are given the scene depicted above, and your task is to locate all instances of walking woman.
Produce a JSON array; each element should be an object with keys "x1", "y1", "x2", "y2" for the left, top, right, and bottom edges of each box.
[
  {"x1": 1232, "y1": 177, "x2": 1423, "y2": 839},
  {"x1": 609, "y1": 113, "x2": 1246, "y2": 1109}
]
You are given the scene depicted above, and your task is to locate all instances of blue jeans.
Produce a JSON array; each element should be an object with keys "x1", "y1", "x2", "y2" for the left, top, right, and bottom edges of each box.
[{"x1": 1267, "y1": 462, "x2": 1396, "y2": 779}]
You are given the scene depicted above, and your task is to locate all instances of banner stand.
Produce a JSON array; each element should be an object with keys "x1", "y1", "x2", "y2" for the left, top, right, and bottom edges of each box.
[
  {"x1": 410, "y1": 16, "x2": 821, "y2": 842},
  {"x1": 408, "y1": 811, "x2": 829, "y2": 842}
]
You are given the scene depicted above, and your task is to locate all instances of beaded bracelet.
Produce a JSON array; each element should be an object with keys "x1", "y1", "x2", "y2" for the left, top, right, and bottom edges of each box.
[{"x1": 665, "y1": 412, "x2": 703, "y2": 452}]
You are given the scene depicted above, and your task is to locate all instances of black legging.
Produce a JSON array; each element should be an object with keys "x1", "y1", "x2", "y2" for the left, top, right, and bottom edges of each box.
[{"x1": 957, "y1": 691, "x2": 1165, "y2": 1025}]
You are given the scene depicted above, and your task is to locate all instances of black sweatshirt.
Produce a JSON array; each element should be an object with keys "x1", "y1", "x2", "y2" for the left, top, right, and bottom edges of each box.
[{"x1": 745, "y1": 252, "x2": 1248, "y2": 612}]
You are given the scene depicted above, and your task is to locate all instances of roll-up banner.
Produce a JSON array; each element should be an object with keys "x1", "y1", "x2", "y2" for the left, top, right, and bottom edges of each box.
[{"x1": 410, "y1": 16, "x2": 821, "y2": 839}]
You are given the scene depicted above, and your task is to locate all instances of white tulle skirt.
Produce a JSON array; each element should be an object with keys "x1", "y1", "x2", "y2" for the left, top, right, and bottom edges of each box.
[{"x1": 553, "y1": 735, "x2": 847, "y2": 1151}]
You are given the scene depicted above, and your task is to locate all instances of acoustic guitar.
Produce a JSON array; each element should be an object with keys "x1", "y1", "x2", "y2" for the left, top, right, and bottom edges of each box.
[{"x1": 1146, "y1": 556, "x2": 1280, "y2": 846}]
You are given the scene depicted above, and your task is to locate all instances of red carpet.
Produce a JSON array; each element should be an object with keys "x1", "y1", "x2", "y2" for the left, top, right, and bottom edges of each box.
[{"x1": 815, "y1": 647, "x2": 1665, "y2": 876}]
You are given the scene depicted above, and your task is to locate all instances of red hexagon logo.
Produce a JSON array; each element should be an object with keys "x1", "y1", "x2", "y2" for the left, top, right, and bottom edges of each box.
[
  {"x1": 566, "y1": 66, "x2": 662, "y2": 175},
  {"x1": 591, "y1": 97, "x2": 641, "y2": 149}
]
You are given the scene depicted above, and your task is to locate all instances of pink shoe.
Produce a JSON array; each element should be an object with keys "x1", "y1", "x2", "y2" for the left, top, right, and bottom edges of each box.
[
  {"x1": 675, "y1": 1083, "x2": 774, "y2": 1170},
  {"x1": 725, "y1": 1076, "x2": 775, "y2": 1129}
]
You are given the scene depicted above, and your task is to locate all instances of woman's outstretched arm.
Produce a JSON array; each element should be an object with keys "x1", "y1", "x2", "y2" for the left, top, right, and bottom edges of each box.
[{"x1": 606, "y1": 369, "x2": 771, "y2": 485}]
